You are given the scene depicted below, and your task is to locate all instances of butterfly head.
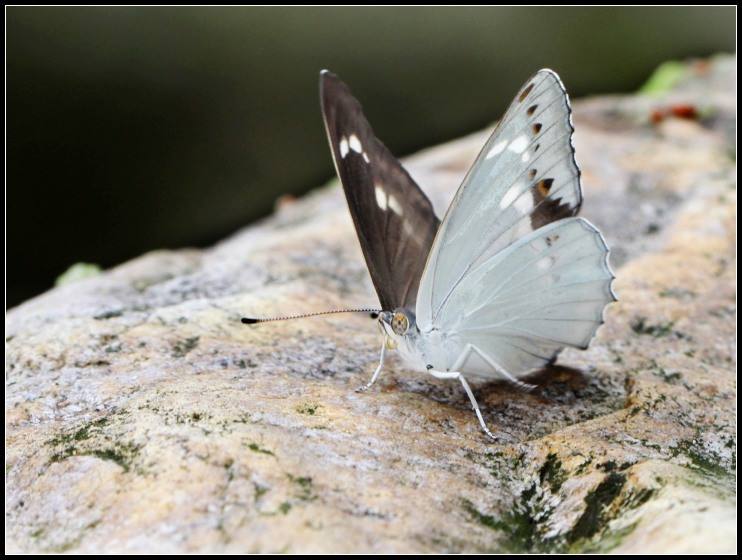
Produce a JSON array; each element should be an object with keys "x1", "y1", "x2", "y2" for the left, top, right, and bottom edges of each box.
[{"x1": 378, "y1": 308, "x2": 417, "y2": 347}]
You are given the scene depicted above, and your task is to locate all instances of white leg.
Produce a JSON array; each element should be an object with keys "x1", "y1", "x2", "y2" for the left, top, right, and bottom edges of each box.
[
  {"x1": 469, "y1": 344, "x2": 536, "y2": 392},
  {"x1": 356, "y1": 337, "x2": 387, "y2": 392},
  {"x1": 426, "y1": 343, "x2": 534, "y2": 439},
  {"x1": 456, "y1": 373, "x2": 496, "y2": 440},
  {"x1": 429, "y1": 368, "x2": 496, "y2": 440},
  {"x1": 450, "y1": 343, "x2": 475, "y2": 371}
]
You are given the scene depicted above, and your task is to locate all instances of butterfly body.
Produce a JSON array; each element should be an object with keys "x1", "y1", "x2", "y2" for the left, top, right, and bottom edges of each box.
[
  {"x1": 378, "y1": 309, "x2": 452, "y2": 375},
  {"x1": 319, "y1": 68, "x2": 616, "y2": 438}
]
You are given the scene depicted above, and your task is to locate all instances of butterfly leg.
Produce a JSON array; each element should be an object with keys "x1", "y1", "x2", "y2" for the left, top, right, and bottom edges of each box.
[
  {"x1": 356, "y1": 337, "x2": 388, "y2": 392},
  {"x1": 428, "y1": 366, "x2": 496, "y2": 440},
  {"x1": 469, "y1": 344, "x2": 536, "y2": 392},
  {"x1": 440, "y1": 345, "x2": 496, "y2": 436}
]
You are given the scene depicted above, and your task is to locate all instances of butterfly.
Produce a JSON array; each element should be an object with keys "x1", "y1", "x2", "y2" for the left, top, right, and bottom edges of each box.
[{"x1": 246, "y1": 69, "x2": 616, "y2": 439}]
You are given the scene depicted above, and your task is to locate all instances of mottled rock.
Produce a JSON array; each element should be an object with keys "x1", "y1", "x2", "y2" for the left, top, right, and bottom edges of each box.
[{"x1": 6, "y1": 55, "x2": 736, "y2": 553}]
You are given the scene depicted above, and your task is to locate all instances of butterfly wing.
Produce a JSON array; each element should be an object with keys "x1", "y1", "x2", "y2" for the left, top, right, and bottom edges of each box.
[
  {"x1": 415, "y1": 70, "x2": 615, "y2": 375},
  {"x1": 320, "y1": 71, "x2": 440, "y2": 311},
  {"x1": 437, "y1": 218, "x2": 615, "y2": 376},
  {"x1": 417, "y1": 69, "x2": 584, "y2": 329}
]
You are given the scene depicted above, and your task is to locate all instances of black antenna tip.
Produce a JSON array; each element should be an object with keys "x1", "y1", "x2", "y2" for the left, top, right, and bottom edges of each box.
[
  {"x1": 369, "y1": 311, "x2": 379, "y2": 319},
  {"x1": 241, "y1": 317, "x2": 259, "y2": 324}
]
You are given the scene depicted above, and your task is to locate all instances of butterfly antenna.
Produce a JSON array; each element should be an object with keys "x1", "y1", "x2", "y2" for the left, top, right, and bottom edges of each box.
[{"x1": 241, "y1": 307, "x2": 381, "y2": 324}]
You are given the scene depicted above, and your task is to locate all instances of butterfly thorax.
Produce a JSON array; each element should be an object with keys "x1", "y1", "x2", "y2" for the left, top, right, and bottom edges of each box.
[{"x1": 379, "y1": 308, "x2": 457, "y2": 373}]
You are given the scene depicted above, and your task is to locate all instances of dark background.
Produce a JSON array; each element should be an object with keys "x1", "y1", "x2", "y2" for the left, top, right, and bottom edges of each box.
[{"x1": 6, "y1": 6, "x2": 736, "y2": 307}]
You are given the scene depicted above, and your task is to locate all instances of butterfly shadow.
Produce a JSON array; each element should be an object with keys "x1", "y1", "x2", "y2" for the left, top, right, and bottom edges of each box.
[
  {"x1": 393, "y1": 363, "x2": 590, "y2": 409},
  {"x1": 473, "y1": 363, "x2": 592, "y2": 406},
  {"x1": 388, "y1": 363, "x2": 609, "y2": 443}
]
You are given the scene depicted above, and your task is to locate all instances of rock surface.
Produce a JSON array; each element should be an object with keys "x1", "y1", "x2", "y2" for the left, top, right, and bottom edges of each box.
[{"x1": 6, "y1": 56, "x2": 736, "y2": 553}]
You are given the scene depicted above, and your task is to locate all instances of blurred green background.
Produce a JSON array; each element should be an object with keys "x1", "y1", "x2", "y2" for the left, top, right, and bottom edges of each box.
[{"x1": 6, "y1": 6, "x2": 736, "y2": 307}]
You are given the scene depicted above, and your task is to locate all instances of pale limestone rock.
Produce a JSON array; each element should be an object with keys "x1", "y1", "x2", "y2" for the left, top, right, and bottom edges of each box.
[{"x1": 6, "y1": 56, "x2": 736, "y2": 553}]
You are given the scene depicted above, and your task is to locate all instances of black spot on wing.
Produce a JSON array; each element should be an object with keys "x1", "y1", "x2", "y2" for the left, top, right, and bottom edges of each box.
[
  {"x1": 530, "y1": 179, "x2": 577, "y2": 230},
  {"x1": 519, "y1": 82, "x2": 535, "y2": 102},
  {"x1": 536, "y1": 178, "x2": 554, "y2": 197}
]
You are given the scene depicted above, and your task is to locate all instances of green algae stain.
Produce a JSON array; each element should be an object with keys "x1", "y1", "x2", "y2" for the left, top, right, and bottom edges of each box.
[
  {"x1": 49, "y1": 442, "x2": 141, "y2": 473},
  {"x1": 253, "y1": 483, "x2": 269, "y2": 502},
  {"x1": 171, "y1": 336, "x2": 200, "y2": 358},
  {"x1": 296, "y1": 403, "x2": 321, "y2": 416},
  {"x1": 55, "y1": 262, "x2": 102, "y2": 286},
  {"x1": 247, "y1": 442, "x2": 275, "y2": 456},
  {"x1": 630, "y1": 317, "x2": 676, "y2": 337},
  {"x1": 288, "y1": 474, "x2": 316, "y2": 502},
  {"x1": 671, "y1": 438, "x2": 735, "y2": 479},
  {"x1": 462, "y1": 487, "x2": 546, "y2": 554},
  {"x1": 568, "y1": 472, "x2": 627, "y2": 544},
  {"x1": 278, "y1": 502, "x2": 292, "y2": 515},
  {"x1": 46, "y1": 417, "x2": 140, "y2": 473},
  {"x1": 639, "y1": 60, "x2": 687, "y2": 96},
  {"x1": 463, "y1": 463, "x2": 647, "y2": 553},
  {"x1": 47, "y1": 417, "x2": 109, "y2": 447},
  {"x1": 539, "y1": 453, "x2": 567, "y2": 493},
  {"x1": 650, "y1": 364, "x2": 682, "y2": 383},
  {"x1": 575, "y1": 521, "x2": 640, "y2": 553}
]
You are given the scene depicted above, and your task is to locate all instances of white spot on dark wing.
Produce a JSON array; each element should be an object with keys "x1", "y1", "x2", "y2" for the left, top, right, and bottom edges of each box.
[
  {"x1": 362, "y1": 152, "x2": 370, "y2": 163},
  {"x1": 374, "y1": 185, "x2": 387, "y2": 210},
  {"x1": 349, "y1": 134, "x2": 362, "y2": 153},
  {"x1": 339, "y1": 137, "x2": 349, "y2": 158},
  {"x1": 388, "y1": 195, "x2": 403, "y2": 216}
]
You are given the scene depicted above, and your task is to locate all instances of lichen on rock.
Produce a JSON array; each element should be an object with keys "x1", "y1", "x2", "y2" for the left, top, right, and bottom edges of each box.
[{"x1": 5, "y1": 55, "x2": 736, "y2": 553}]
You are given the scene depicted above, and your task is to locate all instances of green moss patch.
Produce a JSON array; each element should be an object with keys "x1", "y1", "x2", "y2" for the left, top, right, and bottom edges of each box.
[
  {"x1": 287, "y1": 474, "x2": 316, "y2": 501},
  {"x1": 47, "y1": 416, "x2": 140, "y2": 473},
  {"x1": 49, "y1": 441, "x2": 140, "y2": 473},
  {"x1": 296, "y1": 403, "x2": 321, "y2": 416},
  {"x1": 47, "y1": 417, "x2": 109, "y2": 447},
  {"x1": 463, "y1": 461, "x2": 656, "y2": 553},
  {"x1": 639, "y1": 60, "x2": 687, "y2": 96},
  {"x1": 539, "y1": 453, "x2": 567, "y2": 493},
  {"x1": 171, "y1": 336, "x2": 200, "y2": 358},
  {"x1": 630, "y1": 317, "x2": 675, "y2": 337},
  {"x1": 671, "y1": 437, "x2": 735, "y2": 479},
  {"x1": 568, "y1": 472, "x2": 627, "y2": 543},
  {"x1": 247, "y1": 442, "x2": 275, "y2": 456}
]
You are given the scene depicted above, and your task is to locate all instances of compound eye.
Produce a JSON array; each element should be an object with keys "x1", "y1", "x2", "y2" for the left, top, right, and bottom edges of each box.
[{"x1": 391, "y1": 312, "x2": 409, "y2": 335}]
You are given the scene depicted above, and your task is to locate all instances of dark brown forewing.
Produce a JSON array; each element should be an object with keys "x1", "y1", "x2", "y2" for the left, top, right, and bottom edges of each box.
[{"x1": 320, "y1": 71, "x2": 440, "y2": 311}]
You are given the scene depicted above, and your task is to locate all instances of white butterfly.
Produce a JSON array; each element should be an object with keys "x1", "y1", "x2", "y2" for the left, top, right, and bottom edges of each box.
[{"x1": 247, "y1": 69, "x2": 616, "y2": 439}]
